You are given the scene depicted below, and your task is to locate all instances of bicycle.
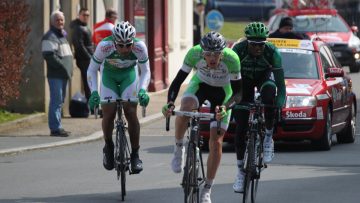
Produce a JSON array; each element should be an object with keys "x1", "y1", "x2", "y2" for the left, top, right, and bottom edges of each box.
[
  {"x1": 233, "y1": 97, "x2": 278, "y2": 203},
  {"x1": 113, "y1": 98, "x2": 145, "y2": 201},
  {"x1": 166, "y1": 108, "x2": 220, "y2": 203}
]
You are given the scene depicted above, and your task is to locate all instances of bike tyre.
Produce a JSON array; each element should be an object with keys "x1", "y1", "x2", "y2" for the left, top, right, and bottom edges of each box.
[
  {"x1": 183, "y1": 142, "x2": 198, "y2": 203},
  {"x1": 118, "y1": 128, "x2": 127, "y2": 201},
  {"x1": 251, "y1": 132, "x2": 264, "y2": 203},
  {"x1": 243, "y1": 132, "x2": 255, "y2": 203}
]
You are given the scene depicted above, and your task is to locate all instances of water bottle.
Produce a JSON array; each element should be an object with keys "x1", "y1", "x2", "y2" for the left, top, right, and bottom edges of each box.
[
  {"x1": 196, "y1": 146, "x2": 200, "y2": 160},
  {"x1": 196, "y1": 146, "x2": 200, "y2": 170}
]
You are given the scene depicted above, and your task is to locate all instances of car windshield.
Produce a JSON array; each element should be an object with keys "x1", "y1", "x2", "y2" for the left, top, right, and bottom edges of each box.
[
  {"x1": 293, "y1": 15, "x2": 349, "y2": 32},
  {"x1": 280, "y1": 49, "x2": 319, "y2": 79}
]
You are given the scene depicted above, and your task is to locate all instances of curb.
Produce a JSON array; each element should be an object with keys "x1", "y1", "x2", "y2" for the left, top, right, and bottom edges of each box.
[
  {"x1": 0, "y1": 89, "x2": 172, "y2": 156},
  {"x1": 0, "y1": 112, "x2": 165, "y2": 156}
]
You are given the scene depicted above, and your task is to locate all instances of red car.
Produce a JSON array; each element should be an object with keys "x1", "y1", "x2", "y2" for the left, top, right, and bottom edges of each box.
[
  {"x1": 267, "y1": 5, "x2": 360, "y2": 72},
  {"x1": 199, "y1": 38, "x2": 357, "y2": 150}
]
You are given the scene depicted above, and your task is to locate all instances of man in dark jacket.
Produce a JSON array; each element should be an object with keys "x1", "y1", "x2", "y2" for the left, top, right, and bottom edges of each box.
[
  {"x1": 70, "y1": 8, "x2": 93, "y2": 102},
  {"x1": 269, "y1": 17, "x2": 309, "y2": 39},
  {"x1": 42, "y1": 10, "x2": 73, "y2": 137},
  {"x1": 193, "y1": 2, "x2": 205, "y2": 45}
]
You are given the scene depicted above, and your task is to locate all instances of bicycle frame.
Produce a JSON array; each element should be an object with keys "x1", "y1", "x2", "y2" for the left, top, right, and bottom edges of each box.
[
  {"x1": 182, "y1": 115, "x2": 206, "y2": 203},
  {"x1": 239, "y1": 99, "x2": 267, "y2": 203},
  {"x1": 114, "y1": 99, "x2": 133, "y2": 201},
  {"x1": 166, "y1": 110, "x2": 215, "y2": 203}
]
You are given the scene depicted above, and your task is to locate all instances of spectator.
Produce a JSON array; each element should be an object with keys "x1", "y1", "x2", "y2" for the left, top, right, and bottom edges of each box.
[
  {"x1": 70, "y1": 8, "x2": 93, "y2": 102},
  {"x1": 41, "y1": 10, "x2": 73, "y2": 137},
  {"x1": 193, "y1": 2, "x2": 205, "y2": 45},
  {"x1": 269, "y1": 17, "x2": 309, "y2": 39},
  {"x1": 92, "y1": 8, "x2": 118, "y2": 46}
]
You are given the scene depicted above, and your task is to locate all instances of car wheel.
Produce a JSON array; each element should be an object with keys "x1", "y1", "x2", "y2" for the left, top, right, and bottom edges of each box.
[
  {"x1": 336, "y1": 103, "x2": 356, "y2": 143},
  {"x1": 349, "y1": 64, "x2": 360, "y2": 73},
  {"x1": 312, "y1": 107, "x2": 332, "y2": 151}
]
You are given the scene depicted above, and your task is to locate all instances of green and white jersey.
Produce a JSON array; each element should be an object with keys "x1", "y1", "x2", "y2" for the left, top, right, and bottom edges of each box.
[
  {"x1": 92, "y1": 37, "x2": 148, "y2": 69},
  {"x1": 87, "y1": 36, "x2": 150, "y2": 93},
  {"x1": 181, "y1": 45, "x2": 241, "y2": 87}
]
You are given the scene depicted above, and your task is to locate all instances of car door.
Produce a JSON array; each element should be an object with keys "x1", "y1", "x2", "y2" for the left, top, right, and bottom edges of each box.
[
  {"x1": 324, "y1": 45, "x2": 351, "y2": 127},
  {"x1": 319, "y1": 46, "x2": 346, "y2": 128}
]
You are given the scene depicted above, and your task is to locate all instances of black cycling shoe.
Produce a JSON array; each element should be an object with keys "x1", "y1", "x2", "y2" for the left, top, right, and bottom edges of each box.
[
  {"x1": 130, "y1": 152, "x2": 143, "y2": 174},
  {"x1": 103, "y1": 143, "x2": 114, "y2": 170}
]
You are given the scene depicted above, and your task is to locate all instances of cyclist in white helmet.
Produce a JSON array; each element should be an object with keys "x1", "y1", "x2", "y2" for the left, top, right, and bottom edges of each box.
[{"x1": 87, "y1": 21, "x2": 150, "y2": 173}]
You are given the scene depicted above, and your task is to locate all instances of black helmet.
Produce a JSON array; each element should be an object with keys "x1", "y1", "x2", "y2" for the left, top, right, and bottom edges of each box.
[{"x1": 200, "y1": 31, "x2": 226, "y2": 52}]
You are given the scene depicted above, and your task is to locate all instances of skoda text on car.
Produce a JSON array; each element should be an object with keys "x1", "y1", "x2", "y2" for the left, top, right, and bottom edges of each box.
[
  {"x1": 268, "y1": 5, "x2": 360, "y2": 72},
  {"x1": 199, "y1": 38, "x2": 357, "y2": 150},
  {"x1": 270, "y1": 38, "x2": 356, "y2": 150}
]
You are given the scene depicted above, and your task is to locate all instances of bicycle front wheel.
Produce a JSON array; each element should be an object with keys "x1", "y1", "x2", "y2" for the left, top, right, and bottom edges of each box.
[
  {"x1": 242, "y1": 132, "x2": 255, "y2": 203},
  {"x1": 115, "y1": 126, "x2": 127, "y2": 201},
  {"x1": 183, "y1": 142, "x2": 199, "y2": 203},
  {"x1": 250, "y1": 134, "x2": 264, "y2": 203}
]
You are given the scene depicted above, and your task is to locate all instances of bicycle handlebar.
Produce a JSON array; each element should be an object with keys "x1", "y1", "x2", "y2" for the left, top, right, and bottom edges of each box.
[
  {"x1": 170, "y1": 110, "x2": 215, "y2": 119},
  {"x1": 166, "y1": 109, "x2": 221, "y2": 134}
]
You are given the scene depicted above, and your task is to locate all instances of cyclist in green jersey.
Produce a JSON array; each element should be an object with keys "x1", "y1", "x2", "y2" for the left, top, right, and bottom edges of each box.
[
  {"x1": 162, "y1": 31, "x2": 242, "y2": 203},
  {"x1": 87, "y1": 21, "x2": 150, "y2": 173},
  {"x1": 231, "y1": 22, "x2": 286, "y2": 193}
]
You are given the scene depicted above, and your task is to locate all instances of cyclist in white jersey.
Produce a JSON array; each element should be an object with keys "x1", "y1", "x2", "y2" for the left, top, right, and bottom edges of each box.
[
  {"x1": 162, "y1": 31, "x2": 242, "y2": 203},
  {"x1": 87, "y1": 21, "x2": 150, "y2": 173}
]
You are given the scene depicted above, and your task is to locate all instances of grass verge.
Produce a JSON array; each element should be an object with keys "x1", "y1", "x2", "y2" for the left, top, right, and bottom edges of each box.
[
  {"x1": 0, "y1": 109, "x2": 27, "y2": 124},
  {"x1": 205, "y1": 21, "x2": 248, "y2": 42}
]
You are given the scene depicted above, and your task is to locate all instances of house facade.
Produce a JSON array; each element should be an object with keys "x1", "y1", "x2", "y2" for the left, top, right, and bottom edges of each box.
[{"x1": 6, "y1": 0, "x2": 193, "y2": 115}]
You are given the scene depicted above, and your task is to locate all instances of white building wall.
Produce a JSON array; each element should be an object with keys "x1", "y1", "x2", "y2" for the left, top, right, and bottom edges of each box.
[
  {"x1": 167, "y1": 0, "x2": 193, "y2": 83},
  {"x1": 91, "y1": 0, "x2": 194, "y2": 85}
]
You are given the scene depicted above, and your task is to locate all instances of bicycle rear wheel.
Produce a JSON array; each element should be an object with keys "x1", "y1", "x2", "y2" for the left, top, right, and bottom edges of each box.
[
  {"x1": 116, "y1": 127, "x2": 127, "y2": 201},
  {"x1": 183, "y1": 142, "x2": 199, "y2": 203},
  {"x1": 242, "y1": 132, "x2": 255, "y2": 203}
]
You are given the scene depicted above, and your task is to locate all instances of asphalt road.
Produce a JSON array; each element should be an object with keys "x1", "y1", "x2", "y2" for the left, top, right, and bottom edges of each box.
[
  {"x1": 0, "y1": 68, "x2": 359, "y2": 203},
  {"x1": 0, "y1": 115, "x2": 360, "y2": 203}
]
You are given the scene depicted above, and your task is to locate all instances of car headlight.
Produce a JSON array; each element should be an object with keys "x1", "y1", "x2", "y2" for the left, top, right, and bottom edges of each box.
[{"x1": 286, "y1": 96, "x2": 317, "y2": 108}]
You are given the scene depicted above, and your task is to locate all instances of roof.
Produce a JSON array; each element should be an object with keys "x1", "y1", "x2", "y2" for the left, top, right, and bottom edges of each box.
[{"x1": 273, "y1": 8, "x2": 337, "y2": 16}]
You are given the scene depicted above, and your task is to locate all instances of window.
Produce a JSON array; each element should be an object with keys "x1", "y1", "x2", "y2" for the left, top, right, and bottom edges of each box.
[
  {"x1": 293, "y1": 15, "x2": 349, "y2": 32},
  {"x1": 134, "y1": 0, "x2": 146, "y2": 42},
  {"x1": 319, "y1": 47, "x2": 333, "y2": 72},
  {"x1": 280, "y1": 49, "x2": 319, "y2": 79}
]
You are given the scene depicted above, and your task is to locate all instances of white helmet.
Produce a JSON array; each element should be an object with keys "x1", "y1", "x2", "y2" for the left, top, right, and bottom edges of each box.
[{"x1": 112, "y1": 21, "x2": 136, "y2": 43}]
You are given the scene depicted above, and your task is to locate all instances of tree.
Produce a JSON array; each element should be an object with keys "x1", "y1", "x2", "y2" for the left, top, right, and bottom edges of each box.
[{"x1": 0, "y1": 0, "x2": 31, "y2": 107}]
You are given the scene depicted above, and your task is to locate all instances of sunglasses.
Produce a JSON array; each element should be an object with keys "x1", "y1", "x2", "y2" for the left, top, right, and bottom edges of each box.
[
  {"x1": 203, "y1": 51, "x2": 222, "y2": 57},
  {"x1": 115, "y1": 42, "x2": 133, "y2": 48},
  {"x1": 248, "y1": 40, "x2": 266, "y2": 47}
]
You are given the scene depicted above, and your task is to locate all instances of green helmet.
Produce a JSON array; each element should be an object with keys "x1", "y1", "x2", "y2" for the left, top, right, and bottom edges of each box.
[{"x1": 244, "y1": 22, "x2": 269, "y2": 39}]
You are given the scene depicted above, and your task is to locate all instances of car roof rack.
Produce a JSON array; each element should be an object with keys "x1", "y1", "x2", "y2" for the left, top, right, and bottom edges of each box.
[{"x1": 278, "y1": 0, "x2": 334, "y2": 10}]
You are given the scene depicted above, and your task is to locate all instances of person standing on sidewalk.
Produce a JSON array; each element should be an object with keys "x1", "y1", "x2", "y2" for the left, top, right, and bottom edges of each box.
[
  {"x1": 87, "y1": 21, "x2": 150, "y2": 173},
  {"x1": 41, "y1": 10, "x2": 73, "y2": 137},
  {"x1": 70, "y1": 8, "x2": 93, "y2": 102},
  {"x1": 92, "y1": 8, "x2": 118, "y2": 47},
  {"x1": 193, "y1": 1, "x2": 205, "y2": 45},
  {"x1": 162, "y1": 31, "x2": 242, "y2": 203}
]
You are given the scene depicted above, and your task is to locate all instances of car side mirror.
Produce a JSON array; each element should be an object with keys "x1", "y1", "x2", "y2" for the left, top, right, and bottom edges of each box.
[
  {"x1": 351, "y1": 26, "x2": 358, "y2": 33},
  {"x1": 326, "y1": 67, "x2": 344, "y2": 78}
]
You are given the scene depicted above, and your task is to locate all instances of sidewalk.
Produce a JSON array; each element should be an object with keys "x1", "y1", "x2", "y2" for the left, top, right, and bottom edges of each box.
[{"x1": 0, "y1": 86, "x2": 186, "y2": 156}]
